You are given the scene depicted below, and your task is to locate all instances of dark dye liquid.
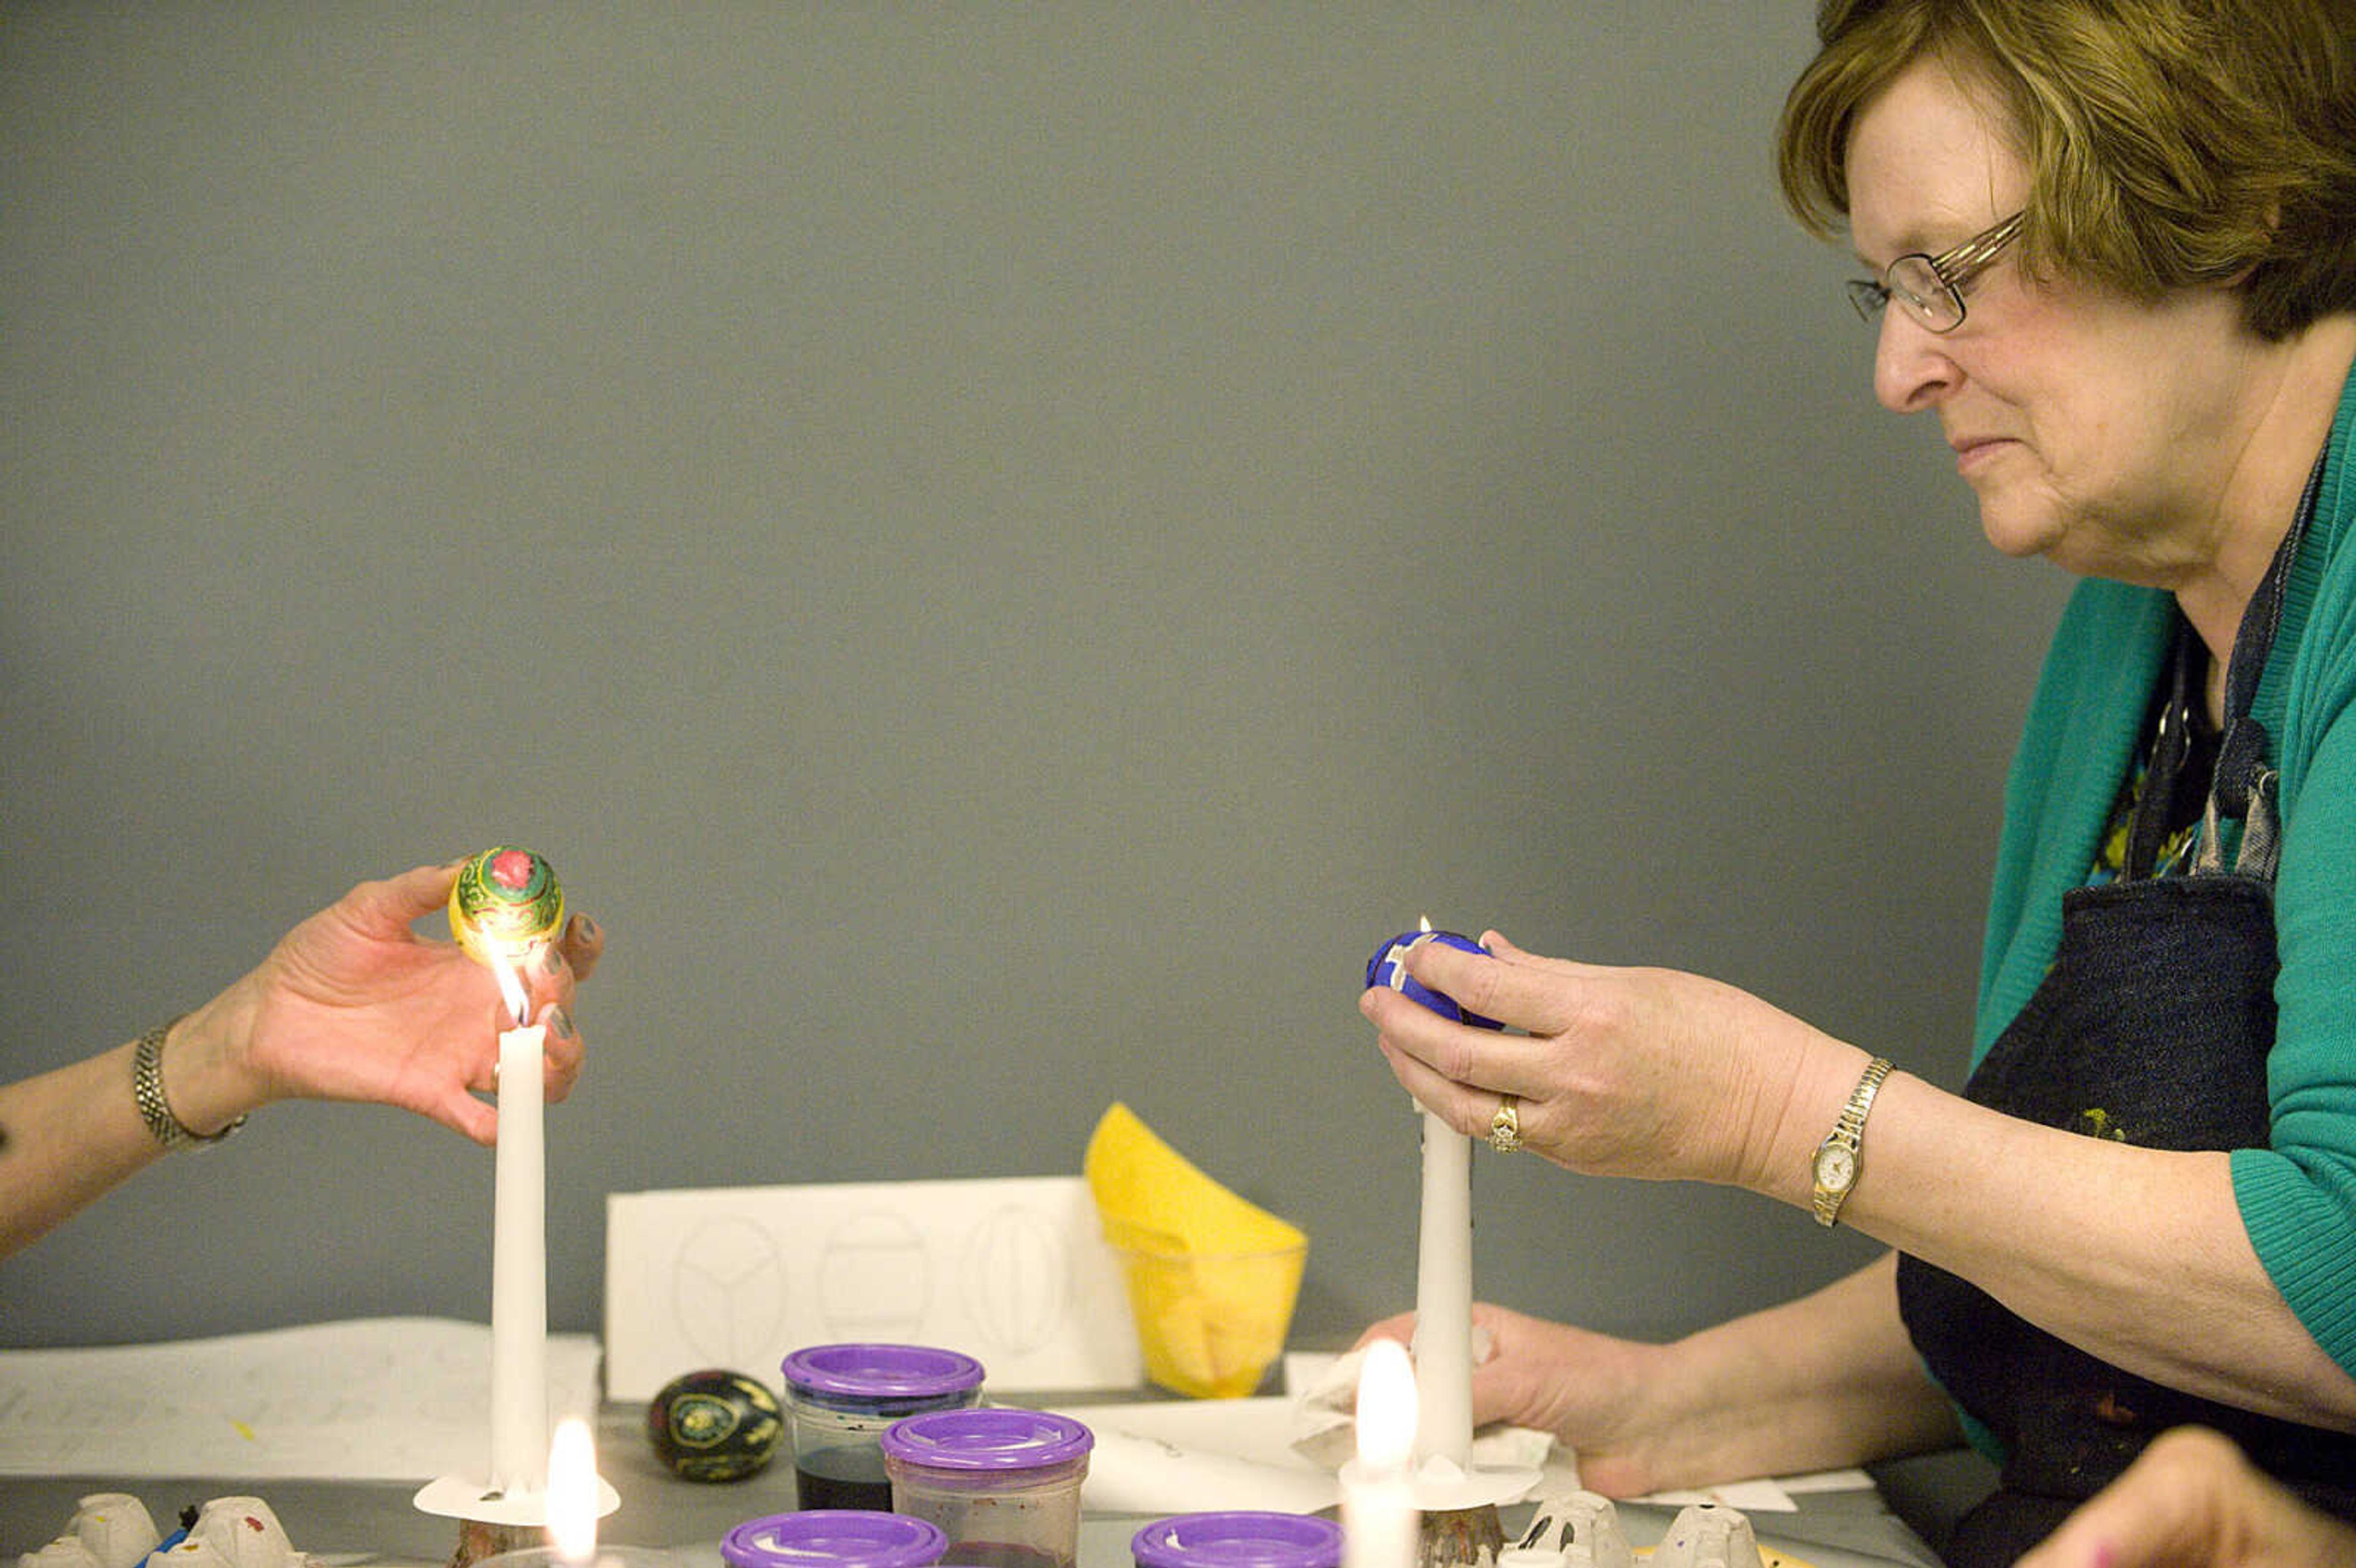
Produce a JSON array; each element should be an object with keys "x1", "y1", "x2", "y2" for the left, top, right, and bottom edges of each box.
[
  {"x1": 795, "y1": 1446, "x2": 894, "y2": 1511},
  {"x1": 945, "y1": 1545, "x2": 1068, "y2": 1568}
]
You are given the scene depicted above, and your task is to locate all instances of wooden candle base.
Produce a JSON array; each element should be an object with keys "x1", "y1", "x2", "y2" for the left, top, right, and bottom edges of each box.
[
  {"x1": 1415, "y1": 1503, "x2": 1506, "y2": 1568},
  {"x1": 447, "y1": 1518, "x2": 544, "y2": 1568}
]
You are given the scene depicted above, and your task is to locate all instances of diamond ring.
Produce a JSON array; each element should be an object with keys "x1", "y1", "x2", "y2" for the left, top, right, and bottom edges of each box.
[{"x1": 1488, "y1": 1094, "x2": 1523, "y2": 1154}]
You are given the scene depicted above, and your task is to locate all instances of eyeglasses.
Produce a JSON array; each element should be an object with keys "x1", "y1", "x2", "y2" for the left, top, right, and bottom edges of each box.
[{"x1": 1846, "y1": 212, "x2": 2023, "y2": 332}]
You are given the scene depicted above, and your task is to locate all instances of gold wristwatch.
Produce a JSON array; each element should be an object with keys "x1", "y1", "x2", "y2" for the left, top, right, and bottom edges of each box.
[{"x1": 1811, "y1": 1055, "x2": 1893, "y2": 1227}]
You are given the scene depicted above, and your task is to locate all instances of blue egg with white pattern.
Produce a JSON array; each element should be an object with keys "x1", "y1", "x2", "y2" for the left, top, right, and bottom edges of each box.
[{"x1": 1365, "y1": 928, "x2": 1503, "y2": 1029}]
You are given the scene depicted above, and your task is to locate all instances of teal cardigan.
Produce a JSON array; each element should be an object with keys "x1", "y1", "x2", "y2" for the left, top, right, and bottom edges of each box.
[{"x1": 1976, "y1": 363, "x2": 2356, "y2": 1388}]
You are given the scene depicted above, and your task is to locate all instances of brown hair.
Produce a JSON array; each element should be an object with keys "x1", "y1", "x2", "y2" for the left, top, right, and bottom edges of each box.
[{"x1": 1775, "y1": 0, "x2": 2356, "y2": 340}]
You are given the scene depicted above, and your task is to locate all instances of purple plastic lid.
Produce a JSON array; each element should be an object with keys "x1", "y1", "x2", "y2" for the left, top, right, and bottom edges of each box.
[
  {"x1": 879, "y1": 1407, "x2": 1095, "y2": 1472},
  {"x1": 782, "y1": 1343, "x2": 987, "y2": 1407},
  {"x1": 722, "y1": 1510, "x2": 949, "y2": 1568},
  {"x1": 1131, "y1": 1513, "x2": 1344, "y2": 1568}
]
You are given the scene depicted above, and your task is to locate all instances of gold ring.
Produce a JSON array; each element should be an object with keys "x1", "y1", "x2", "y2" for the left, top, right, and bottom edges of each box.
[{"x1": 1488, "y1": 1094, "x2": 1523, "y2": 1154}]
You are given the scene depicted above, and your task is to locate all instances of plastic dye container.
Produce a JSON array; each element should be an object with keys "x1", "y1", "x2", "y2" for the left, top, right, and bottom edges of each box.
[
  {"x1": 880, "y1": 1408, "x2": 1095, "y2": 1568},
  {"x1": 1130, "y1": 1513, "x2": 1345, "y2": 1568},
  {"x1": 721, "y1": 1510, "x2": 949, "y2": 1568},
  {"x1": 782, "y1": 1343, "x2": 988, "y2": 1512}
]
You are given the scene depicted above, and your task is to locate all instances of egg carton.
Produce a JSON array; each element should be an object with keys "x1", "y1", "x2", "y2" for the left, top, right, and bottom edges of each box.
[
  {"x1": 17, "y1": 1494, "x2": 314, "y2": 1568},
  {"x1": 1511, "y1": 1490, "x2": 1765, "y2": 1568}
]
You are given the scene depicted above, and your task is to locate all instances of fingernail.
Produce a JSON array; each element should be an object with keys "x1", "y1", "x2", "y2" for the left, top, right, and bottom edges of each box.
[
  {"x1": 543, "y1": 943, "x2": 566, "y2": 975},
  {"x1": 549, "y1": 1007, "x2": 576, "y2": 1039},
  {"x1": 576, "y1": 915, "x2": 599, "y2": 943}
]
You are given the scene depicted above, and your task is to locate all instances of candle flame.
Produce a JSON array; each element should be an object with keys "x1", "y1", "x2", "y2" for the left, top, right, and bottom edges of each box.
[
  {"x1": 491, "y1": 951, "x2": 532, "y2": 1028},
  {"x1": 546, "y1": 1416, "x2": 599, "y2": 1564},
  {"x1": 1356, "y1": 1337, "x2": 1419, "y2": 1477},
  {"x1": 1417, "y1": 915, "x2": 1433, "y2": 933}
]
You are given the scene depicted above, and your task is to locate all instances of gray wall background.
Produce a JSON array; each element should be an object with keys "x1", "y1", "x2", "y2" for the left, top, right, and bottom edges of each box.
[{"x1": 0, "y1": 5, "x2": 2069, "y2": 1362}]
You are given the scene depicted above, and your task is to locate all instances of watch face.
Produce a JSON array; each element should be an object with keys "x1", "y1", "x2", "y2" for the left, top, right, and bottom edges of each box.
[{"x1": 1815, "y1": 1142, "x2": 1857, "y2": 1192}]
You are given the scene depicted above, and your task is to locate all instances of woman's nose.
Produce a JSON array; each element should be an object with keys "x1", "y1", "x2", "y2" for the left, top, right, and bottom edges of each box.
[{"x1": 1872, "y1": 310, "x2": 1959, "y2": 413}]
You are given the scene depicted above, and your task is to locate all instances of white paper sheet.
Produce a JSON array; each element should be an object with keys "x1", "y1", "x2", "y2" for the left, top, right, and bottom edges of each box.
[
  {"x1": 1053, "y1": 1396, "x2": 1339, "y2": 1515},
  {"x1": 0, "y1": 1318, "x2": 601, "y2": 1480},
  {"x1": 602, "y1": 1176, "x2": 1142, "y2": 1402}
]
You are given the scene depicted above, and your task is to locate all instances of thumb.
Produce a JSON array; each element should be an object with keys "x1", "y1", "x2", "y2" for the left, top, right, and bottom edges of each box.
[{"x1": 359, "y1": 862, "x2": 464, "y2": 934}]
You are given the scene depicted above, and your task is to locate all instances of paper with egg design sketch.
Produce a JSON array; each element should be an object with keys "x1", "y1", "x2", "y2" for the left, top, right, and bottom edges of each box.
[{"x1": 602, "y1": 1175, "x2": 1142, "y2": 1402}]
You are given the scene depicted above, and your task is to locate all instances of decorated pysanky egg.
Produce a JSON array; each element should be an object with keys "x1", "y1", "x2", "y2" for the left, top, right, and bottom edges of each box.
[
  {"x1": 1365, "y1": 926, "x2": 1503, "y2": 1029},
  {"x1": 450, "y1": 846, "x2": 564, "y2": 964},
  {"x1": 647, "y1": 1368, "x2": 784, "y2": 1482}
]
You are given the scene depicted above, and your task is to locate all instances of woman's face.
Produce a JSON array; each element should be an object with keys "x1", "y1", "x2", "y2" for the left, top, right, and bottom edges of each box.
[{"x1": 1845, "y1": 56, "x2": 2267, "y2": 587}]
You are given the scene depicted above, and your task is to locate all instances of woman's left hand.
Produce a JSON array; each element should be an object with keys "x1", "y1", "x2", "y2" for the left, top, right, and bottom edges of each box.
[
  {"x1": 2014, "y1": 1426, "x2": 2356, "y2": 1567},
  {"x1": 1359, "y1": 930, "x2": 1845, "y2": 1195}
]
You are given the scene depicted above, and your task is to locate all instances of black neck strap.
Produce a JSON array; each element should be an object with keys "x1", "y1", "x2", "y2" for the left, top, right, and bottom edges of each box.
[{"x1": 2212, "y1": 448, "x2": 2328, "y2": 820}]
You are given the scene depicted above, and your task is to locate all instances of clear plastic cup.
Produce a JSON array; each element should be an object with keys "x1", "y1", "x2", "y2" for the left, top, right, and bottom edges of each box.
[
  {"x1": 1130, "y1": 1512, "x2": 1344, "y2": 1568},
  {"x1": 880, "y1": 1408, "x2": 1095, "y2": 1568},
  {"x1": 1099, "y1": 1221, "x2": 1307, "y2": 1399},
  {"x1": 722, "y1": 1510, "x2": 949, "y2": 1568},
  {"x1": 781, "y1": 1343, "x2": 987, "y2": 1512}
]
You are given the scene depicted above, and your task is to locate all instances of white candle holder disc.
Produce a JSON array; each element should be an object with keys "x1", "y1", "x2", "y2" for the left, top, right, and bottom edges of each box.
[
  {"x1": 414, "y1": 1473, "x2": 622, "y2": 1568},
  {"x1": 1404, "y1": 1459, "x2": 1542, "y2": 1568},
  {"x1": 414, "y1": 1472, "x2": 623, "y2": 1526}
]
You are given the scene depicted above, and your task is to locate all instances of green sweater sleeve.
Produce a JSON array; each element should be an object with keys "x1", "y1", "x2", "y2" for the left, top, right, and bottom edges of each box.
[{"x1": 2229, "y1": 398, "x2": 2356, "y2": 1380}]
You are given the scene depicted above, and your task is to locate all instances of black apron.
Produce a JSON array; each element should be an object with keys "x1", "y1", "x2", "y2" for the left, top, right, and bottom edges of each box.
[{"x1": 1895, "y1": 460, "x2": 2356, "y2": 1566}]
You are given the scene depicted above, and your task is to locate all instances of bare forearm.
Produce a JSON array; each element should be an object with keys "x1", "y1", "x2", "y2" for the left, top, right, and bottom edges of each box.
[
  {"x1": 0, "y1": 1042, "x2": 166, "y2": 1259},
  {"x1": 0, "y1": 1002, "x2": 262, "y2": 1261},
  {"x1": 1836, "y1": 1070, "x2": 2356, "y2": 1429},
  {"x1": 1625, "y1": 1256, "x2": 1959, "y2": 1489}
]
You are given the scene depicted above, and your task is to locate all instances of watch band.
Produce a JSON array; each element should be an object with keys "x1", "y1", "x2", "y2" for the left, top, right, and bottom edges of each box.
[
  {"x1": 133, "y1": 1017, "x2": 245, "y2": 1151},
  {"x1": 1811, "y1": 1055, "x2": 1893, "y2": 1227}
]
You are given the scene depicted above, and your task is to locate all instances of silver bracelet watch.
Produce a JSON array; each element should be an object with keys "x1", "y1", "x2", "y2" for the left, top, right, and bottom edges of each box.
[{"x1": 133, "y1": 1017, "x2": 246, "y2": 1151}]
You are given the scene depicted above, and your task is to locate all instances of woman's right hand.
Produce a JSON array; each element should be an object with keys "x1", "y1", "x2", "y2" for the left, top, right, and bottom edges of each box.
[
  {"x1": 1352, "y1": 1301, "x2": 1671, "y2": 1496},
  {"x1": 177, "y1": 861, "x2": 606, "y2": 1145}
]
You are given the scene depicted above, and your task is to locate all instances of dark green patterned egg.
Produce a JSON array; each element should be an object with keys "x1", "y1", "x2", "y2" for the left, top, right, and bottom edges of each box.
[{"x1": 647, "y1": 1368, "x2": 783, "y2": 1482}]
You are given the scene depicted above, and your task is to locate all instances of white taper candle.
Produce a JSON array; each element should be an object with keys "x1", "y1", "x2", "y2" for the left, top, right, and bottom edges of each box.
[
  {"x1": 490, "y1": 1020, "x2": 549, "y2": 1496},
  {"x1": 1413, "y1": 1105, "x2": 1474, "y2": 1469}
]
